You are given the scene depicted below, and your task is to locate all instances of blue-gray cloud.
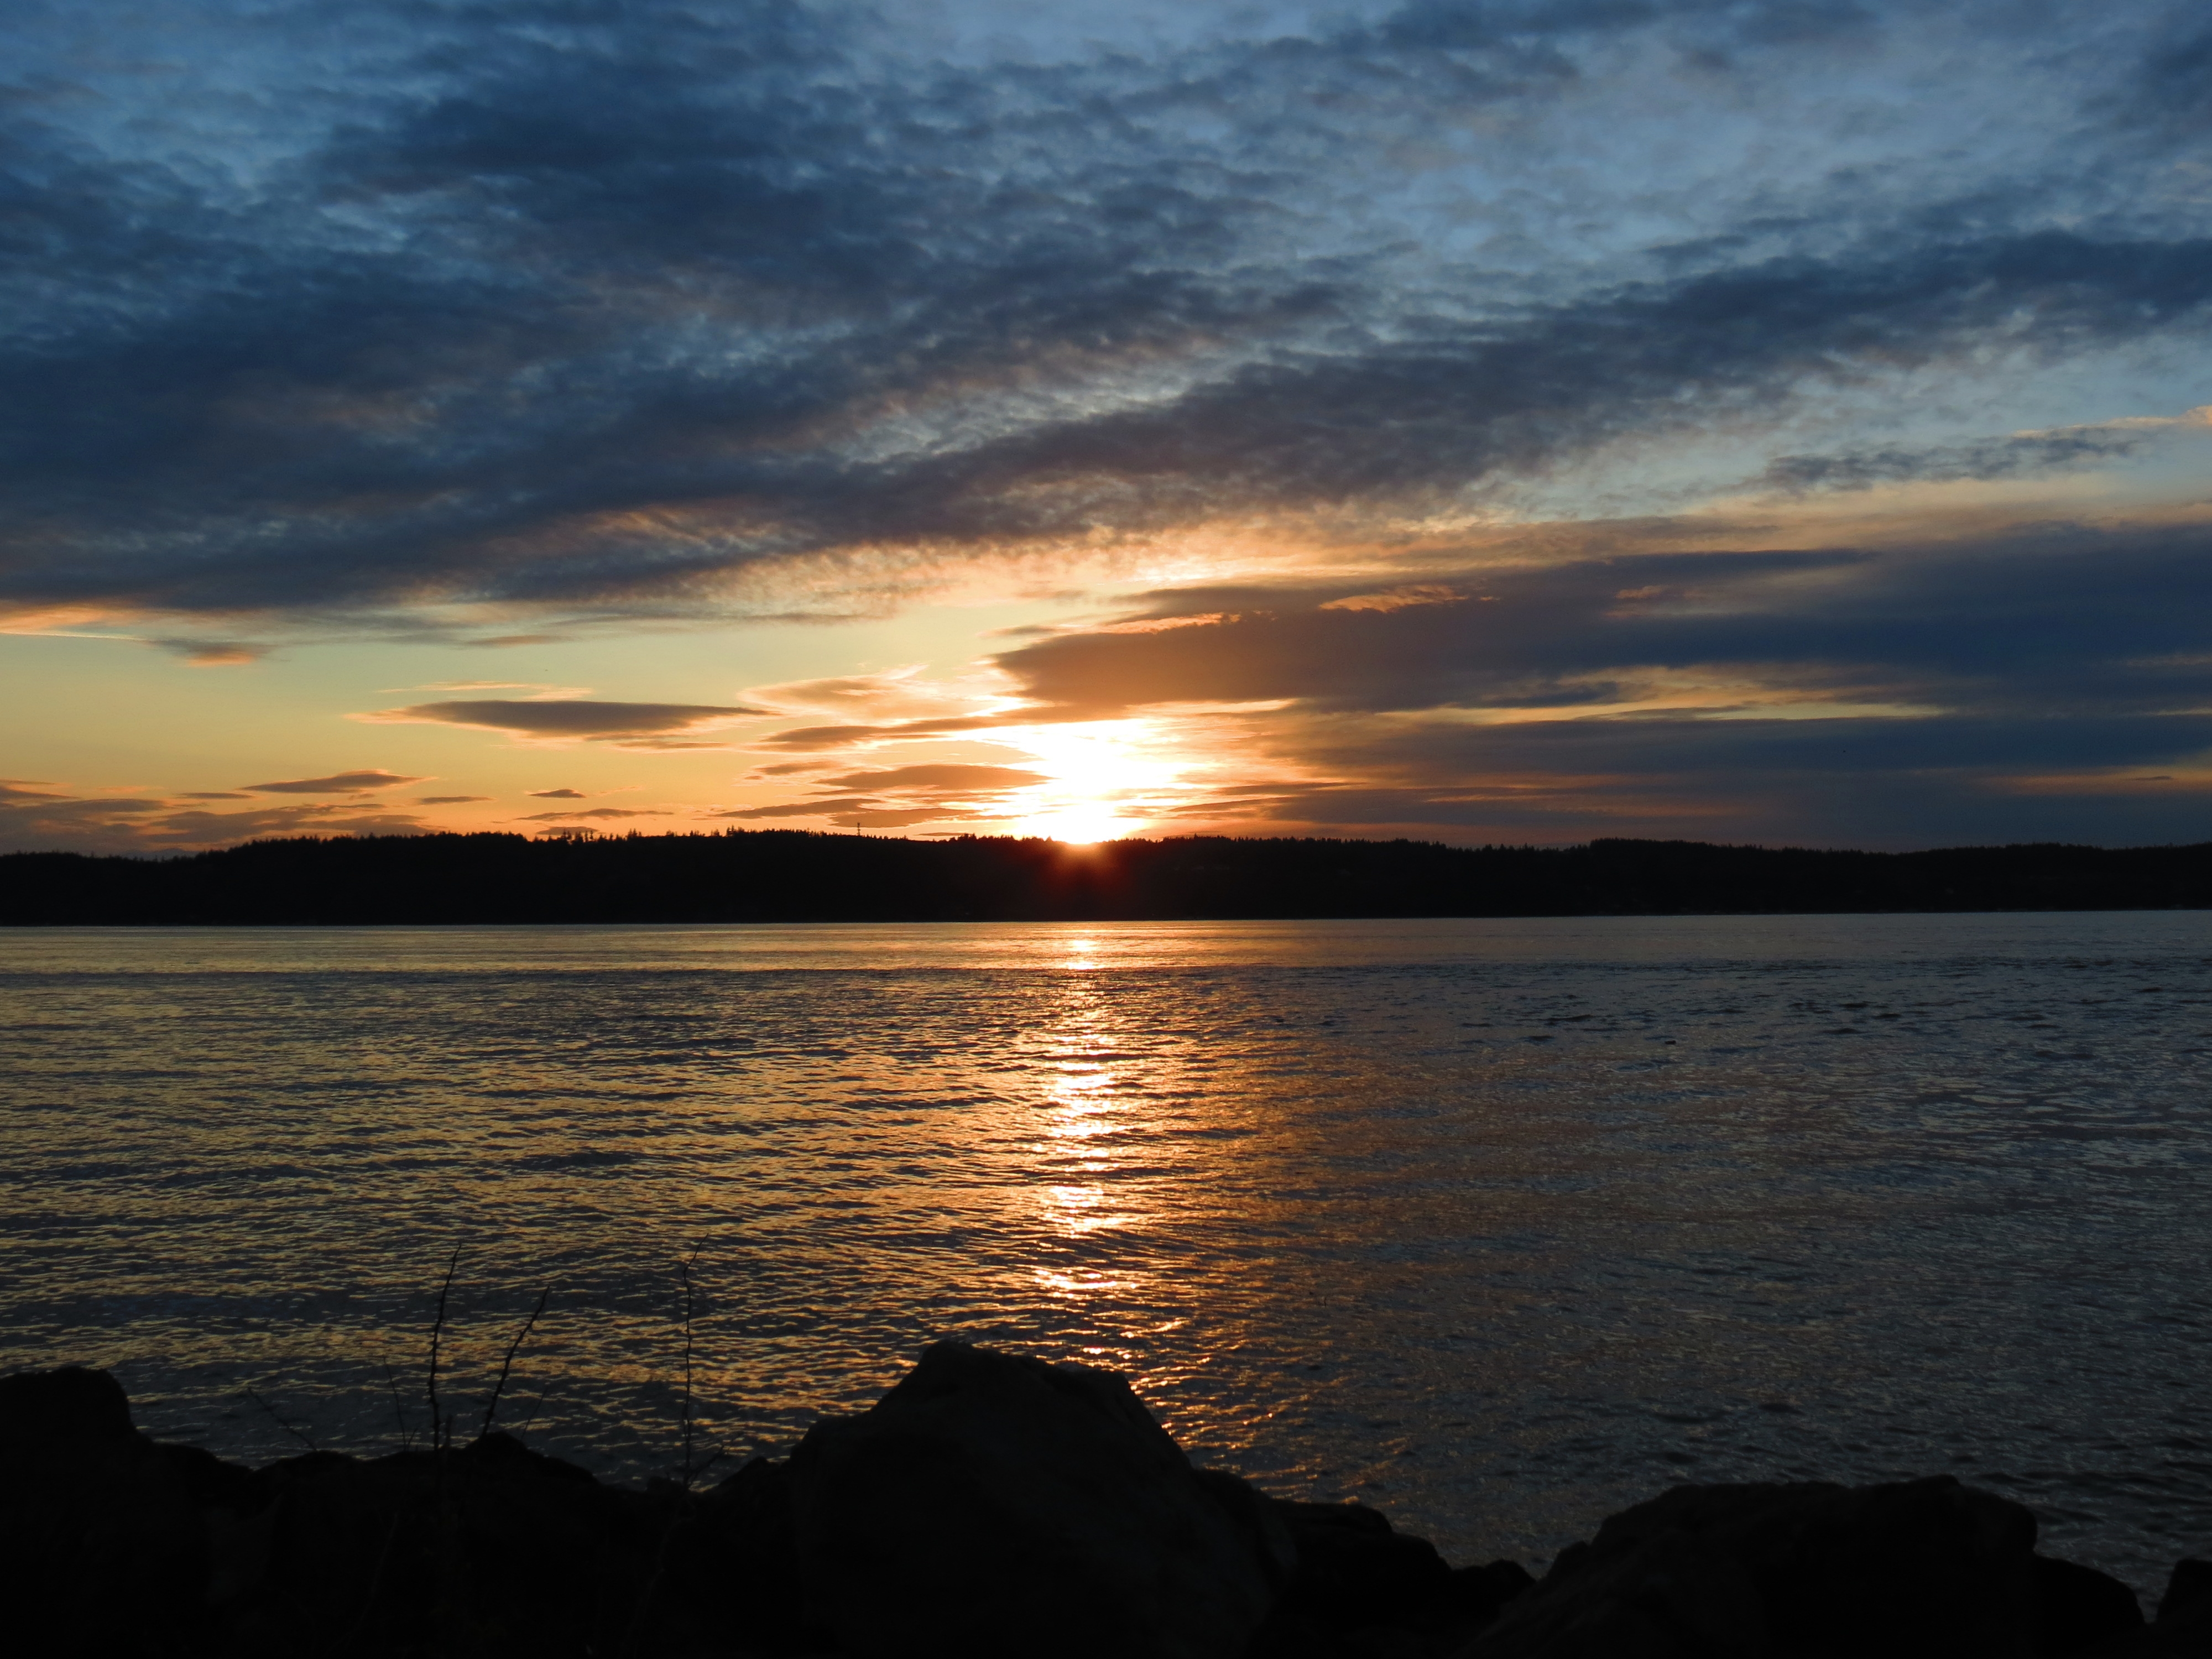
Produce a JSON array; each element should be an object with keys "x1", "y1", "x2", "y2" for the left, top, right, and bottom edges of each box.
[
  {"x1": 2121, "y1": 20, "x2": 2212, "y2": 137},
  {"x1": 955, "y1": 517, "x2": 2212, "y2": 844},
  {"x1": 0, "y1": 1, "x2": 2206, "y2": 619},
  {"x1": 987, "y1": 524, "x2": 2212, "y2": 720},
  {"x1": 1752, "y1": 428, "x2": 2155, "y2": 494}
]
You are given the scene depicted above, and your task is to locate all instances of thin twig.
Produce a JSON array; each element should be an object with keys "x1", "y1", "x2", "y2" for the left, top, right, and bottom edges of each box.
[
  {"x1": 676, "y1": 1249, "x2": 701, "y2": 1488},
  {"x1": 383, "y1": 1362, "x2": 414, "y2": 1453},
  {"x1": 243, "y1": 1384, "x2": 319, "y2": 1453},
  {"x1": 342, "y1": 1509, "x2": 405, "y2": 1653},
  {"x1": 478, "y1": 1285, "x2": 551, "y2": 1442},
  {"x1": 623, "y1": 1526, "x2": 680, "y2": 1659},
  {"x1": 426, "y1": 1242, "x2": 462, "y2": 1454},
  {"x1": 626, "y1": 1251, "x2": 705, "y2": 1658}
]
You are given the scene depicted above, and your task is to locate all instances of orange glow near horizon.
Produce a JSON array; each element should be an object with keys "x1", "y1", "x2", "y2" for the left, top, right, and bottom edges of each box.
[
  {"x1": 1021, "y1": 806, "x2": 1135, "y2": 844},
  {"x1": 1000, "y1": 718, "x2": 1178, "y2": 843}
]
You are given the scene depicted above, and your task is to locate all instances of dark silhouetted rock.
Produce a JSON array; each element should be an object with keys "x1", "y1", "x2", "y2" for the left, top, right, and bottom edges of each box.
[
  {"x1": 2159, "y1": 1562, "x2": 2212, "y2": 1626},
  {"x1": 2083, "y1": 1559, "x2": 2212, "y2": 1655},
  {"x1": 1456, "y1": 1561, "x2": 1538, "y2": 1629},
  {"x1": 2033, "y1": 1554, "x2": 2144, "y2": 1655},
  {"x1": 9, "y1": 1358, "x2": 2185, "y2": 1659},
  {"x1": 665, "y1": 1455, "x2": 838, "y2": 1654},
  {"x1": 1276, "y1": 1499, "x2": 1449, "y2": 1625},
  {"x1": 0, "y1": 1364, "x2": 214, "y2": 1654},
  {"x1": 213, "y1": 1438, "x2": 681, "y2": 1658},
  {"x1": 1462, "y1": 1475, "x2": 2041, "y2": 1658},
  {"x1": 789, "y1": 1340, "x2": 1291, "y2": 1658},
  {"x1": 156, "y1": 1439, "x2": 263, "y2": 1512},
  {"x1": 0, "y1": 1363, "x2": 135, "y2": 1443},
  {"x1": 1253, "y1": 1499, "x2": 1532, "y2": 1656}
]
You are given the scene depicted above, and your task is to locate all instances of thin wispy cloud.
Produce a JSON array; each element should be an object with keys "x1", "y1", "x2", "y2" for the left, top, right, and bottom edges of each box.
[
  {"x1": 243, "y1": 770, "x2": 426, "y2": 795},
  {"x1": 1749, "y1": 408, "x2": 2212, "y2": 496},
  {"x1": 515, "y1": 807, "x2": 670, "y2": 822},
  {"x1": 154, "y1": 640, "x2": 268, "y2": 666},
  {"x1": 354, "y1": 700, "x2": 769, "y2": 747}
]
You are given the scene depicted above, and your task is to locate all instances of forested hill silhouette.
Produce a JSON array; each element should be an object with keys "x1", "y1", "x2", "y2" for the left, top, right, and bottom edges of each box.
[{"x1": 2, "y1": 830, "x2": 2209, "y2": 924}]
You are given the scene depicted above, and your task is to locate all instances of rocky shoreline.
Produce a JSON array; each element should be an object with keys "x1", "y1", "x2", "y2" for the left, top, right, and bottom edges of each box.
[{"x1": 6, "y1": 1342, "x2": 2206, "y2": 1657}]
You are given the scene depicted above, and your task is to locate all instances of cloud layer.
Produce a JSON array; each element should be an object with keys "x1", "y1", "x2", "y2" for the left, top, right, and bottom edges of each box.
[
  {"x1": 3, "y1": 1, "x2": 2208, "y2": 627},
  {"x1": 691, "y1": 508, "x2": 2212, "y2": 844},
  {"x1": 0, "y1": 781, "x2": 431, "y2": 855}
]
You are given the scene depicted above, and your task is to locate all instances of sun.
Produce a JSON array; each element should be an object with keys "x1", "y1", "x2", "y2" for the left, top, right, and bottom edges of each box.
[
  {"x1": 1000, "y1": 719, "x2": 1173, "y2": 843},
  {"x1": 1020, "y1": 806, "x2": 1133, "y2": 844}
]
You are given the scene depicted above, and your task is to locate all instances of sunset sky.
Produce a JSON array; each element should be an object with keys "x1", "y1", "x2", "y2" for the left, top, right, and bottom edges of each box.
[{"x1": 4, "y1": 0, "x2": 2211, "y2": 854}]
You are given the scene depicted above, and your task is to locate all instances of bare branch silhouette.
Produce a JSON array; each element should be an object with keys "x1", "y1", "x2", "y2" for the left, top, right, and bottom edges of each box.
[
  {"x1": 478, "y1": 1285, "x2": 552, "y2": 1442},
  {"x1": 426, "y1": 1241, "x2": 462, "y2": 1453}
]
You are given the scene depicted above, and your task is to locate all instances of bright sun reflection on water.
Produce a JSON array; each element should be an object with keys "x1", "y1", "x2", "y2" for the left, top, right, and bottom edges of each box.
[
  {"x1": 1034, "y1": 964, "x2": 1142, "y2": 1301},
  {"x1": 1026, "y1": 942, "x2": 1150, "y2": 1310}
]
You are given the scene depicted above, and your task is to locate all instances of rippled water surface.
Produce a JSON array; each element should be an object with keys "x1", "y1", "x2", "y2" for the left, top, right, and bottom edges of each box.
[{"x1": 6, "y1": 914, "x2": 2211, "y2": 1592}]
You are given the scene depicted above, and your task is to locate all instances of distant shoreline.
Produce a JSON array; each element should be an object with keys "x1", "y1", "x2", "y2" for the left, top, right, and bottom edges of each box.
[{"x1": 3, "y1": 830, "x2": 2208, "y2": 926}]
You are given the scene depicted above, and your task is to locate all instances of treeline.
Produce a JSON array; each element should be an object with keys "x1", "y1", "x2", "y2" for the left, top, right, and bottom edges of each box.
[{"x1": 2, "y1": 830, "x2": 2209, "y2": 924}]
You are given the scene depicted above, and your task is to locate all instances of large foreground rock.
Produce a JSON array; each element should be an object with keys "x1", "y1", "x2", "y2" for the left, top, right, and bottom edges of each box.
[
  {"x1": 1259, "y1": 1498, "x2": 1533, "y2": 1656},
  {"x1": 2084, "y1": 1558, "x2": 2212, "y2": 1655},
  {"x1": 0, "y1": 1365, "x2": 818, "y2": 1657},
  {"x1": 0, "y1": 1366, "x2": 214, "y2": 1654},
  {"x1": 789, "y1": 1340, "x2": 1291, "y2": 1658},
  {"x1": 1459, "y1": 1475, "x2": 2145, "y2": 1659},
  {"x1": 5, "y1": 1356, "x2": 2189, "y2": 1659}
]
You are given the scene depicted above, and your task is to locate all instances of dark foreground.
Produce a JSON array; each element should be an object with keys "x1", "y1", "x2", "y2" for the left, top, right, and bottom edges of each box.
[
  {"x1": 7, "y1": 1346, "x2": 2208, "y2": 1658},
  {"x1": 5, "y1": 831, "x2": 2212, "y2": 924}
]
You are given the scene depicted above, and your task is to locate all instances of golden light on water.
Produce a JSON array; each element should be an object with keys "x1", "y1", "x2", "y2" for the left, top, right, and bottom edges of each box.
[
  {"x1": 10, "y1": 919, "x2": 2207, "y2": 1587},
  {"x1": 1032, "y1": 948, "x2": 1144, "y2": 1303}
]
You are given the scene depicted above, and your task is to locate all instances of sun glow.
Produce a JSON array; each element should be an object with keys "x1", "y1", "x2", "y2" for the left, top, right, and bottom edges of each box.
[
  {"x1": 1021, "y1": 806, "x2": 1134, "y2": 844},
  {"x1": 1001, "y1": 719, "x2": 1177, "y2": 842}
]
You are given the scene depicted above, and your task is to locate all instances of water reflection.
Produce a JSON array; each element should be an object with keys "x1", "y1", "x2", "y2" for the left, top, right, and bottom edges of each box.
[
  {"x1": 3, "y1": 916, "x2": 2209, "y2": 1594},
  {"x1": 1035, "y1": 984, "x2": 1144, "y2": 1305}
]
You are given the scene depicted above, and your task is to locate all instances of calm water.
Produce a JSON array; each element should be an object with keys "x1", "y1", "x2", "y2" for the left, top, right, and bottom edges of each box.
[{"x1": 4, "y1": 914, "x2": 2210, "y2": 1593}]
